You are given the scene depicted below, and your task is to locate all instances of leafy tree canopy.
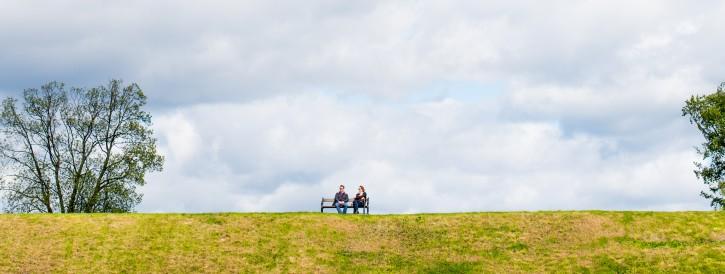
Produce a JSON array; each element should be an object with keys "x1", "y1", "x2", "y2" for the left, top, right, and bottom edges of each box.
[
  {"x1": 682, "y1": 82, "x2": 725, "y2": 209},
  {"x1": 0, "y1": 80, "x2": 163, "y2": 213}
]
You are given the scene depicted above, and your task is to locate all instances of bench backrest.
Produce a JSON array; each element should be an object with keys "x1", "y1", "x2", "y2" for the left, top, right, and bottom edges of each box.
[{"x1": 321, "y1": 197, "x2": 369, "y2": 205}]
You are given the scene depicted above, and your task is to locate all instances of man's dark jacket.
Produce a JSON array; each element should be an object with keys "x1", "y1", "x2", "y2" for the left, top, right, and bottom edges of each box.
[{"x1": 334, "y1": 192, "x2": 349, "y2": 205}]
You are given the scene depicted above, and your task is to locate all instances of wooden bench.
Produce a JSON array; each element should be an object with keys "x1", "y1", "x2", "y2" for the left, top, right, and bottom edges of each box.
[{"x1": 320, "y1": 197, "x2": 369, "y2": 214}]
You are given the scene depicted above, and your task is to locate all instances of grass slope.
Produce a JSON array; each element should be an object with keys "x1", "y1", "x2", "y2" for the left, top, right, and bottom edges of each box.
[{"x1": 1, "y1": 211, "x2": 723, "y2": 273}]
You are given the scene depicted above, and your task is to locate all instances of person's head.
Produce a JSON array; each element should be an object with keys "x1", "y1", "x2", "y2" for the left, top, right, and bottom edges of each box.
[
  {"x1": 339, "y1": 184, "x2": 345, "y2": 192},
  {"x1": 358, "y1": 185, "x2": 365, "y2": 193}
]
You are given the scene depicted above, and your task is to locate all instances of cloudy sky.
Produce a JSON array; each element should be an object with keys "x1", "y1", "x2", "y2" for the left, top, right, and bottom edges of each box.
[{"x1": 1, "y1": 1, "x2": 724, "y2": 212}]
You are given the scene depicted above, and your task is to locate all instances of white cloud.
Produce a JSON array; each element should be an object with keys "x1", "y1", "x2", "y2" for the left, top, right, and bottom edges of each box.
[
  {"x1": 139, "y1": 94, "x2": 708, "y2": 212},
  {"x1": 2, "y1": 1, "x2": 723, "y2": 103}
]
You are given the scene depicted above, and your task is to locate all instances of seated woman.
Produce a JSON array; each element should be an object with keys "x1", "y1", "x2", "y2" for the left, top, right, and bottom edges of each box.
[{"x1": 353, "y1": 185, "x2": 367, "y2": 214}]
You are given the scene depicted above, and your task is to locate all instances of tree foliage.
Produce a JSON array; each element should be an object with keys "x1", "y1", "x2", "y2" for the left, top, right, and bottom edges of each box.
[
  {"x1": 682, "y1": 82, "x2": 725, "y2": 209},
  {"x1": 0, "y1": 80, "x2": 163, "y2": 213}
]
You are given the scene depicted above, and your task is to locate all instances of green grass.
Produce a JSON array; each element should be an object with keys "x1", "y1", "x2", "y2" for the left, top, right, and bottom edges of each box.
[{"x1": 0, "y1": 211, "x2": 723, "y2": 273}]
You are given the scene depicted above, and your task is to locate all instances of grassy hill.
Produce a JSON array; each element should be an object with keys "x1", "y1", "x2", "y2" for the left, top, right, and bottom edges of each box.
[{"x1": 1, "y1": 211, "x2": 723, "y2": 273}]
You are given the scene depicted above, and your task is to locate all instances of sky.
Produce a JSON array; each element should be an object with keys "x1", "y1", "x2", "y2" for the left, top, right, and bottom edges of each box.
[{"x1": 1, "y1": 1, "x2": 724, "y2": 213}]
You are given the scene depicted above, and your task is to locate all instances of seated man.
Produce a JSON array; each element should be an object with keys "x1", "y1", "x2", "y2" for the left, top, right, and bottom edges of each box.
[{"x1": 334, "y1": 184, "x2": 349, "y2": 214}]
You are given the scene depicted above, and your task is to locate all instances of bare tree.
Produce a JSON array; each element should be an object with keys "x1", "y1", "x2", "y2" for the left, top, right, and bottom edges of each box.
[{"x1": 0, "y1": 80, "x2": 164, "y2": 213}]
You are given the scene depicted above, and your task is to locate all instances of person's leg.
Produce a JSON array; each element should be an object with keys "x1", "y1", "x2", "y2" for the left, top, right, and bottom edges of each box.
[
  {"x1": 343, "y1": 203, "x2": 348, "y2": 214},
  {"x1": 353, "y1": 201, "x2": 359, "y2": 214},
  {"x1": 335, "y1": 203, "x2": 342, "y2": 214}
]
